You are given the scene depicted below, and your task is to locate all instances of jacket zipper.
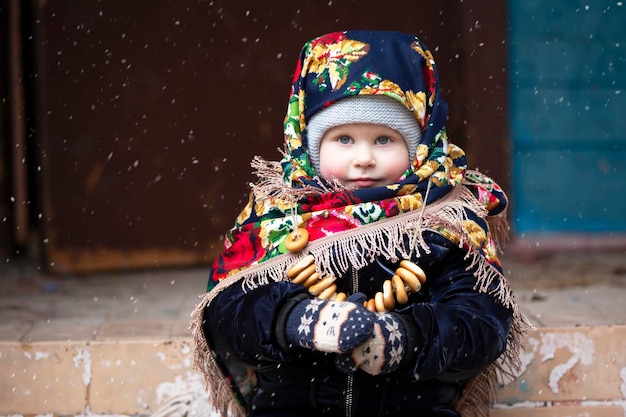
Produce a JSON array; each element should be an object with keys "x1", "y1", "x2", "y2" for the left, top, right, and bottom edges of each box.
[
  {"x1": 345, "y1": 374, "x2": 354, "y2": 417},
  {"x1": 345, "y1": 267, "x2": 359, "y2": 417}
]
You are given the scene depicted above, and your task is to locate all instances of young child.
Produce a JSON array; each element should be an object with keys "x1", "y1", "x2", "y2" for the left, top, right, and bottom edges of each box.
[{"x1": 191, "y1": 30, "x2": 529, "y2": 417}]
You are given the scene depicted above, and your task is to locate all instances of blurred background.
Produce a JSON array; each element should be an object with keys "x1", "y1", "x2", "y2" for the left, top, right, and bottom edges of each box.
[{"x1": 1, "y1": 0, "x2": 625, "y2": 275}]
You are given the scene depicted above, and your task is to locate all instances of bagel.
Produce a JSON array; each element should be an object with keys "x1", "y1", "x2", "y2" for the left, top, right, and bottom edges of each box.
[
  {"x1": 284, "y1": 228, "x2": 309, "y2": 252},
  {"x1": 290, "y1": 264, "x2": 316, "y2": 285},
  {"x1": 302, "y1": 272, "x2": 321, "y2": 288},
  {"x1": 286, "y1": 254, "x2": 315, "y2": 279},
  {"x1": 308, "y1": 276, "x2": 335, "y2": 296},
  {"x1": 334, "y1": 292, "x2": 348, "y2": 302},
  {"x1": 392, "y1": 274, "x2": 409, "y2": 304},
  {"x1": 399, "y1": 260, "x2": 426, "y2": 284},
  {"x1": 382, "y1": 280, "x2": 395, "y2": 310},
  {"x1": 374, "y1": 292, "x2": 388, "y2": 312},
  {"x1": 396, "y1": 267, "x2": 422, "y2": 292},
  {"x1": 318, "y1": 284, "x2": 337, "y2": 300}
]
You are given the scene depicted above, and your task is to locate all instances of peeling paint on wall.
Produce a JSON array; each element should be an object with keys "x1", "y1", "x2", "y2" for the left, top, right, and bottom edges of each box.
[
  {"x1": 539, "y1": 331, "x2": 595, "y2": 394},
  {"x1": 150, "y1": 371, "x2": 219, "y2": 417},
  {"x1": 155, "y1": 371, "x2": 206, "y2": 404},
  {"x1": 34, "y1": 352, "x2": 51, "y2": 360},
  {"x1": 23, "y1": 350, "x2": 50, "y2": 360},
  {"x1": 72, "y1": 347, "x2": 92, "y2": 387},
  {"x1": 496, "y1": 326, "x2": 626, "y2": 416},
  {"x1": 154, "y1": 340, "x2": 193, "y2": 370}
]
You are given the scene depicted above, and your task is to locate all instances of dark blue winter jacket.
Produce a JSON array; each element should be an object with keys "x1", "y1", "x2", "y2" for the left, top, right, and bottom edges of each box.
[{"x1": 203, "y1": 231, "x2": 513, "y2": 417}]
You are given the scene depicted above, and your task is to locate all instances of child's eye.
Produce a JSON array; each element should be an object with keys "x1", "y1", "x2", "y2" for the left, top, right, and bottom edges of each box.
[
  {"x1": 338, "y1": 135, "x2": 352, "y2": 144},
  {"x1": 376, "y1": 136, "x2": 391, "y2": 145}
]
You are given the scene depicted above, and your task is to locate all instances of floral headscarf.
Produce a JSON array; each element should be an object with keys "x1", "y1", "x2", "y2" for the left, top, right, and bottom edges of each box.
[
  {"x1": 206, "y1": 30, "x2": 508, "y2": 290},
  {"x1": 192, "y1": 31, "x2": 528, "y2": 417}
]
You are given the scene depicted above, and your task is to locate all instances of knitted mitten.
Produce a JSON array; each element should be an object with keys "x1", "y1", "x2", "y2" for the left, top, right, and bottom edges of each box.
[
  {"x1": 335, "y1": 312, "x2": 408, "y2": 375},
  {"x1": 284, "y1": 298, "x2": 375, "y2": 353}
]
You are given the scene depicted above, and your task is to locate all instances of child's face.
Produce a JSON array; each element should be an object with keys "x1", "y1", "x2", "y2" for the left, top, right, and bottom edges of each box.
[{"x1": 318, "y1": 123, "x2": 410, "y2": 189}]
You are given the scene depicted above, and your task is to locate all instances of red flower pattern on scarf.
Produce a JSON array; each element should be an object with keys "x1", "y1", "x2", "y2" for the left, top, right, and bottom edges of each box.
[
  {"x1": 306, "y1": 210, "x2": 362, "y2": 240},
  {"x1": 299, "y1": 190, "x2": 361, "y2": 213}
]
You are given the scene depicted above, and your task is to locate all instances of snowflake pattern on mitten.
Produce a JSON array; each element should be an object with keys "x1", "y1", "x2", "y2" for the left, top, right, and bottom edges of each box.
[
  {"x1": 286, "y1": 298, "x2": 375, "y2": 353},
  {"x1": 335, "y1": 312, "x2": 407, "y2": 375}
]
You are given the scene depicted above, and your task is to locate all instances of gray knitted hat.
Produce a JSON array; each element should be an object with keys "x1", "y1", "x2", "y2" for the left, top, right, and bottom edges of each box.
[{"x1": 305, "y1": 95, "x2": 422, "y2": 174}]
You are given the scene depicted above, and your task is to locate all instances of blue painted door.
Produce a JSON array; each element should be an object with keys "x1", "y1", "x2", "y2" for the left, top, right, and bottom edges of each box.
[{"x1": 508, "y1": 0, "x2": 626, "y2": 233}]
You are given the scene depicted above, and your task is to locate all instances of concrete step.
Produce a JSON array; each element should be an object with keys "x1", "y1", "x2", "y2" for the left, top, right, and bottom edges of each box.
[
  {"x1": 1, "y1": 326, "x2": 625, "y2": 416},
  {"x1": 1, "y1": 252, "x2": 625, "y2": 416},
  {"x1": 493, "y1": 325, "x2": 626, "y2": 416}
]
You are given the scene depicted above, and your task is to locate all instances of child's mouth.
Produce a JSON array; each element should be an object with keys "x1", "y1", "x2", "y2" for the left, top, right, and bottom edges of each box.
[{"x1": 352, "y1": 178, "x2": 378, "y2": 188}]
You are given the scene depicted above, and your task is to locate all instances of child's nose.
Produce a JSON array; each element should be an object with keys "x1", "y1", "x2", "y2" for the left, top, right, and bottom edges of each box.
[{"x1": 353, "y1": 145, "x2": 376, "y2": 167}]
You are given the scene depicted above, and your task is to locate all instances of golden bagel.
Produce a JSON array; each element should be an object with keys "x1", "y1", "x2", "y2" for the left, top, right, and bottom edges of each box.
[
  {"x1": 318, "y1": 284, "x2": 338, "y2": 300},
  {"x1": 396, "y1": 267, "x2": 422, "y2": 292},
  {"x1": 287, "y1": 254, "x2": 315, "y2": 278},
  {"x1": 382, "y1": 280, "x2": 395, "y2": 310},
  {"x1": 374, "y1": 292, "x2": 388, "y2": 312},
  {"x1": 290, "y1": 264, "x2": 317, "y2": 285},
  {"x1": 308, "y1": 276, "x2": 335, "y2": 296},
  {"x1": 392, "y1": 275, "x2": 409, "y2": 304},
  {"x1": 399, "y1": 260, "x2": 426, "y2": 284},
  {"x1": 284, "y1": 228, "x2": 309, "y2": 252}
]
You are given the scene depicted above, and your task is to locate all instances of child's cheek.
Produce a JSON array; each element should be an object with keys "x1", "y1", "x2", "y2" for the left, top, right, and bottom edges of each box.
[
  {"x1": 385, "y1": 163, "x2": 410, "y2": 183},
  {"x1": 320, "y1": 164, "x2": 339, "y2": 181},
  {"x1": 319, "y1": 163, "x2": 334, "y2": 180},
  {"x1": 319, "y1": 146, "x2": 347, "y2": 180}
]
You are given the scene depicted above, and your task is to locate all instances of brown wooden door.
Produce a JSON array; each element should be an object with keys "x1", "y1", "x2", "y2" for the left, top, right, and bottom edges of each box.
[{"x1": 24, "y1": 0, "x2": 507, "y2": 273}]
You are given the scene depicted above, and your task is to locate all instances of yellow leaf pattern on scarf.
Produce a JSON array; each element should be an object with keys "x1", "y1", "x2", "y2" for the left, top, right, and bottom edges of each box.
[
  {"x1": 254, "y1": 196, "x2": 293, "y2": 218},
  {"x1": 236, "y1": 194, "x2": 254, "y2": 226},
  {"x1": 360, "y1": 79, "x2": 405, "y2": 97},
  {"x1": 405, "y1": 90, "x2": 427, "y2": 128},
  {"x1": 396, "y1": 184, "x2": 418, "y2": 195},
  {"x1": 462, "y1": 220, "x2": 488, "y2": 248},
  {"x1": 416, "y1": 160, "x2": 439, "y2": 181},
  {"x1": 414, "y1": 144, "x2": 429, "y2": 167},
  {"x1": 396, "y1": 194, "x2": 424, "y2": 212},
  {"x1": 307, "y1": 39, "x2": 369, "y2": 90},
  {"x1": 410, "y1": 42, "x2": 437, "y2": 107}
]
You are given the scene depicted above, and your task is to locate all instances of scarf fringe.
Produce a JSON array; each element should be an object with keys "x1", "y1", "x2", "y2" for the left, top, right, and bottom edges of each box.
[
  {"x1": 249, "y1": 155, "x2": 341, "y2": 201},
  {"x1": 191, "y1": 292, "x2": 247, "y2": 417},
  {"x1": 191, "y1": 183, "x2": 532, "y2": 417},
  {"x1": 462, "y1": 169, "x2": 510, "y2": 250},
  {"x1": 487, "y1": 212, "x2": 510, "y2": 250}
]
